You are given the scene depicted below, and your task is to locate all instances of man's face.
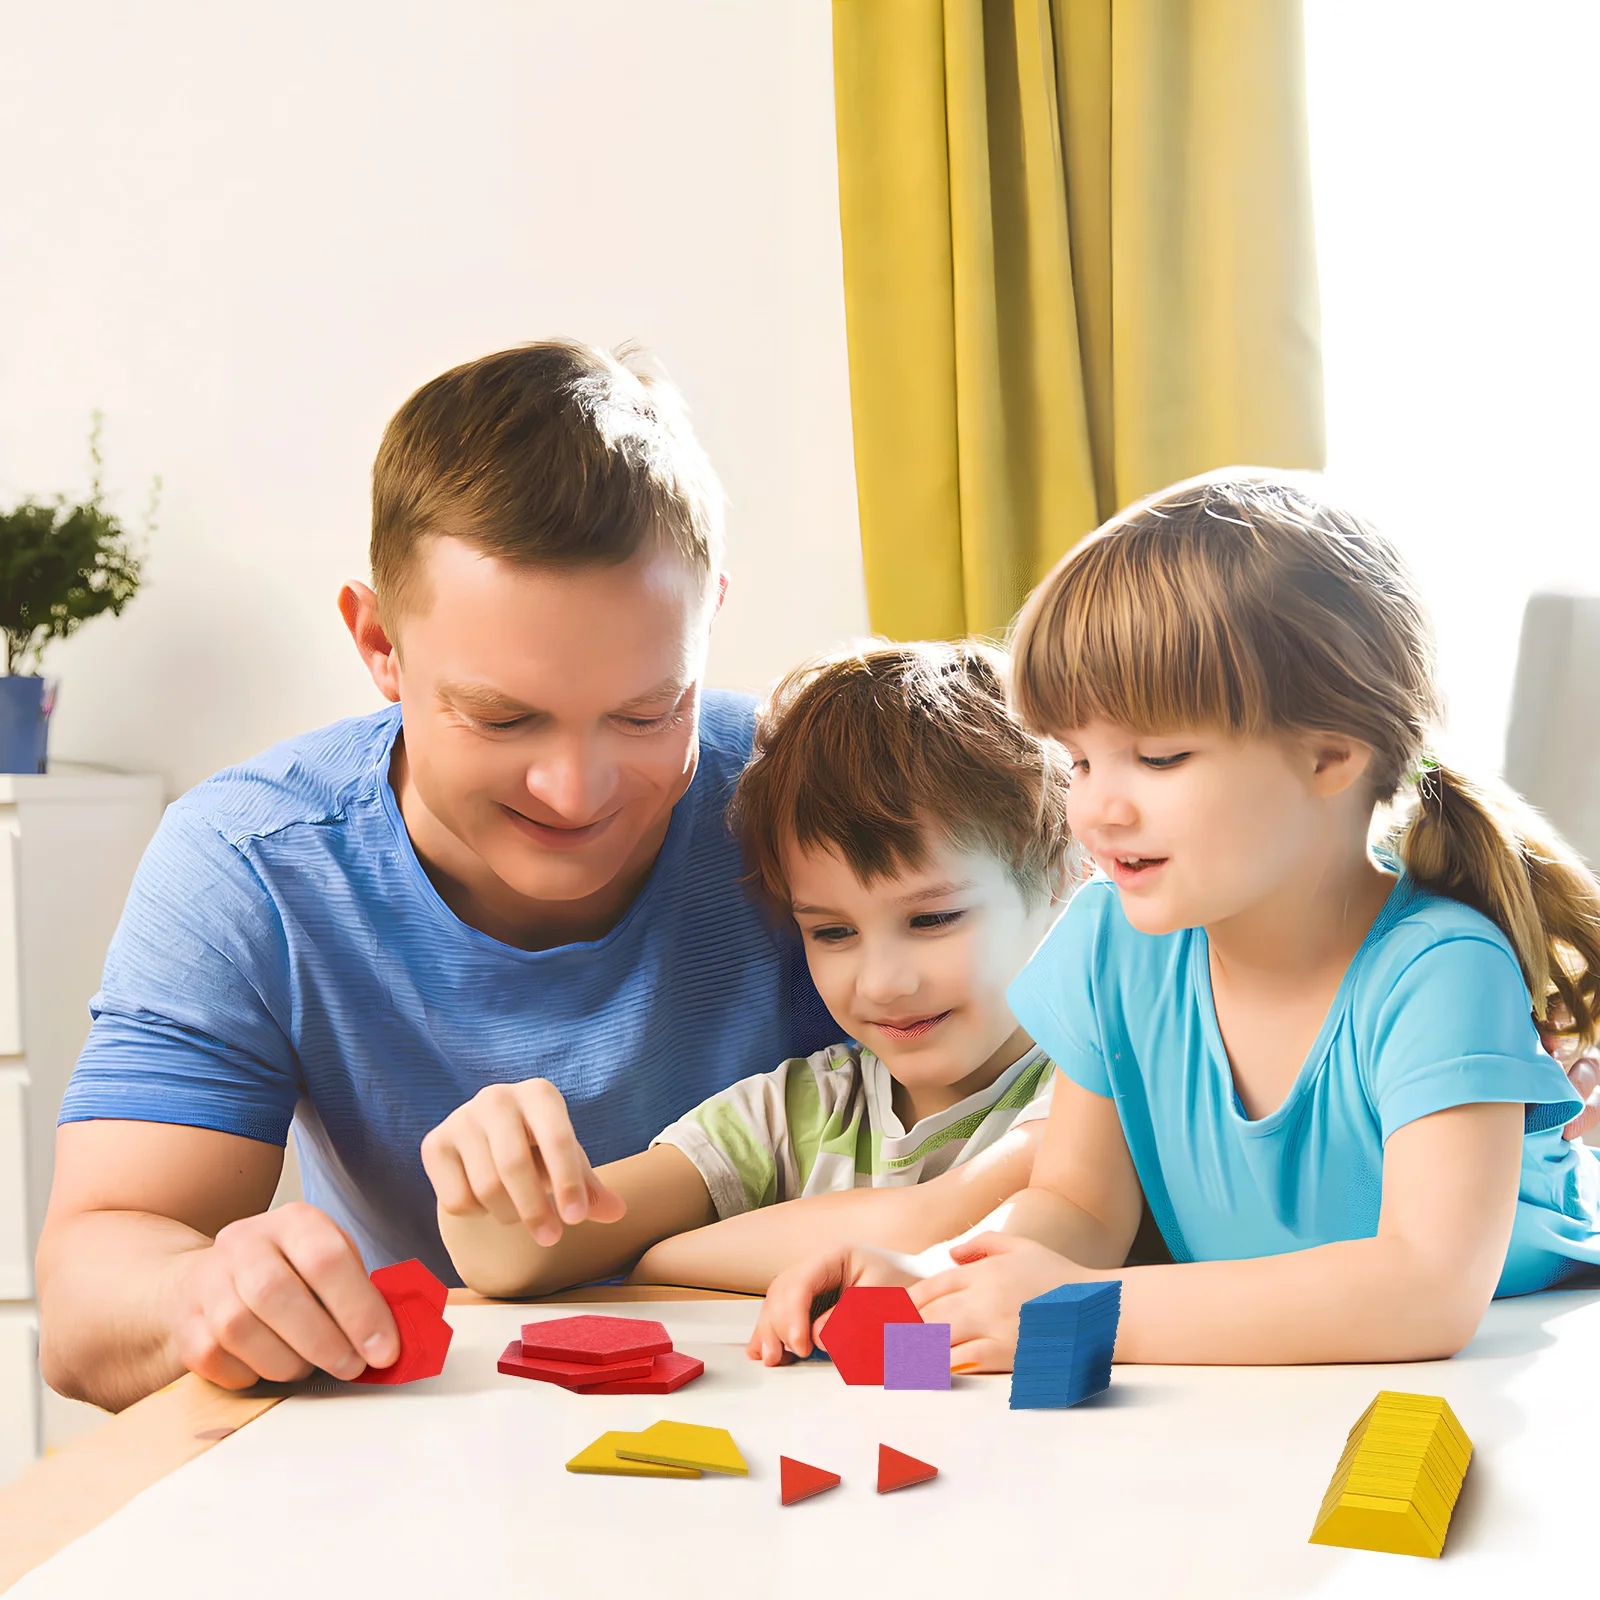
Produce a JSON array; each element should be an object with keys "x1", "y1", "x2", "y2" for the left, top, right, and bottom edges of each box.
[{"x1": 387, "y1": 537, "x2": 717, "y2": 907}]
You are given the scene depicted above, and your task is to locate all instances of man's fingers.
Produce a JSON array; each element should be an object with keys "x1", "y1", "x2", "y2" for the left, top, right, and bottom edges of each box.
[
  {"x1": 420, "y1": 1130, "x2": 478, "y2": 1216},
  {"x1": 450, "y1": 1125, "x2": 525, "y2": 1229},
  {"x1": 519, "y1": 1085, "x2": 591, "y2": 1226},
  {"x1": 484, "y1": 1110, "x2": 555, "y2": 1228},
  {"x1": 275, "y1": 1210, "x2": 399, "y2": 1372},
  {"x1": 584, "y1": 1171, "x2": 628, "y2": 1225}
]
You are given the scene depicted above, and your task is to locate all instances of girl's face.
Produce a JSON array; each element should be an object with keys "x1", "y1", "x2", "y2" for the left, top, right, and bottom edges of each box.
[{"x1": 1057, "y1": 720, "x2": 1348, "y2": 936}]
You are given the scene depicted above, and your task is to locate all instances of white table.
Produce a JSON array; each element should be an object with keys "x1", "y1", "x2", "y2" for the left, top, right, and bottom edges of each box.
[{"x1": 9, "y1": 1288, "x2": 1597, "y2": 1598}]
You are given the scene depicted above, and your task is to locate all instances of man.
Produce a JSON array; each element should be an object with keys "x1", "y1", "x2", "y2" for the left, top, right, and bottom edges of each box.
[{"x1": 36, "y1": 341, "x2": 836, "y2": 1410}]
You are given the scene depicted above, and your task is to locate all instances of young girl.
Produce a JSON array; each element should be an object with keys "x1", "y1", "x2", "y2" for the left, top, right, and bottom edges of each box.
[{"x1": 751, "y1": 472, "x2": 1600, "y2": 1370}]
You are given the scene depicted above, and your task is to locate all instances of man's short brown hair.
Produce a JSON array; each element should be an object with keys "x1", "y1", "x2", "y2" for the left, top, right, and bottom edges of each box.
[
  {"x1": 730, "y1": 640, "x2": 1075, "y2": 914},
  {"x1": 370, "y1": 339, "x2": 723, "y2": 622}
]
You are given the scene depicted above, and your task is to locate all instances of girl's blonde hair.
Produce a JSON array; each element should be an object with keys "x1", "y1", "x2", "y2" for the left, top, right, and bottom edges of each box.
[{"x1": 1011, "y1": 470, "x2": 1600, "y2": 1043}]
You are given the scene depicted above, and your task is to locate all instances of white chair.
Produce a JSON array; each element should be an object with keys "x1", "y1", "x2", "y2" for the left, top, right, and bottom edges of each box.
[{"x1": 1504, "y1": 592, "x2": 1600, "y2": 869}]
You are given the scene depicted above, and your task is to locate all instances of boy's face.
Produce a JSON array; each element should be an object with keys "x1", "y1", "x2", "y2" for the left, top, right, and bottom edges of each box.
[
  {"x1": 353, "y1": 536, "x2": 720, "y2": 912},
  {"x1": 785, "y1": 833, "x2": 1061, "y2": 1112}
]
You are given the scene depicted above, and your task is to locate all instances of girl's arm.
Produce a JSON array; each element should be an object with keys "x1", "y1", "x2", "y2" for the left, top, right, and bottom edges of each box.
[
  {"x1": 439, "y1": 1144, "x2": 715, "y2": 1298},
  {"x1": 918, "y1": 1098, "x2": 1525, "y2": 1368},
  {"x1": 628, "y1": 1121, "x2": 1044, "y2": 1293}
]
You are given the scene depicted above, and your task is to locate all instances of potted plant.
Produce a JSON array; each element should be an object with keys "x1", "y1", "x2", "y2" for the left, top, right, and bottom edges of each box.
[{"x1": 0, "y1": 415, "x2": 151, "y2": 773}]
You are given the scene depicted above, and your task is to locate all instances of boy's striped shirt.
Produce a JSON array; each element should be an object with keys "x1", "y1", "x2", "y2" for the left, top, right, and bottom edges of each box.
[{"x1": 652, "y1": 1043, "x2": 1056, "y2": 1219}]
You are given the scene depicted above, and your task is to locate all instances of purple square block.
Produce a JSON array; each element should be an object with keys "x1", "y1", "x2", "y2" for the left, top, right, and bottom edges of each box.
[{"x1": 883, "y1": 1321, "x2": 952, "y2": 1390}]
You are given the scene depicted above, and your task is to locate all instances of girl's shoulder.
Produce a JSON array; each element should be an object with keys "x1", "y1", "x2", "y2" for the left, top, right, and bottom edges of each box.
[{"x1": 1356, "y1": 875, "x2": 1526, "y2": 993}]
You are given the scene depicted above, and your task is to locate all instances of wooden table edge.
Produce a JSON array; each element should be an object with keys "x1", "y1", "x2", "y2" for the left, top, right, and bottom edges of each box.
[{"x1": 0, "y1": 1285, "x2": 753, "y2": 1593}]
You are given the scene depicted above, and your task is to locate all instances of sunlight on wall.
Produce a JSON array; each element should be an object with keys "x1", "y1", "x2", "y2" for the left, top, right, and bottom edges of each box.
[{"x1": 1305, "y1": 0, "x2": 1600, "y2": 776}]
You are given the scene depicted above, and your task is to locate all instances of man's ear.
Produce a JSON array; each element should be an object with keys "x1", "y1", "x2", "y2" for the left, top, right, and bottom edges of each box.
[
  {"x1": 1306, "y1": 733, "x2": 1373, "y2": 798},
  {"x1": 713, "y1": 570, "x2": 730, "y2": 618},
  {"x1": 339, "y1": 582, "x2": 402, "y2": 704}
]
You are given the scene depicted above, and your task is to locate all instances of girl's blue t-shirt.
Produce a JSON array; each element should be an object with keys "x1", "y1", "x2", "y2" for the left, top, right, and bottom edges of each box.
[
  {"x1": 59, "y1": 695, "x2": 837, "y2": 1286},
  {"x1": 1007, "y1": 875, "x2": 1600, "y2": 1296}
]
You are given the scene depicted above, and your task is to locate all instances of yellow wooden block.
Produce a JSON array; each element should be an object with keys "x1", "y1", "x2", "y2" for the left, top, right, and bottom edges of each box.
[
  {"x1": 614, "y1": 1420, "x2": 748, "y2": 1476},
  {"x1": 566, "y1": 1430, "x2": 702, "y2": 1479},
  {"x1": 1310, "y1": 1392, "x2": 1471, "y2": 1557},
  {"x1": 1310, "y1": 1493, "x2": 1444, "y2": 1558}
]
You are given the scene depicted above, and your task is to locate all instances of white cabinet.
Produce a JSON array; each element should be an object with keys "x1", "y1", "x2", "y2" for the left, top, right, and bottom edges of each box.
[{"x1": 0, "y1": 768, "x2": 163, "y2": 1478}]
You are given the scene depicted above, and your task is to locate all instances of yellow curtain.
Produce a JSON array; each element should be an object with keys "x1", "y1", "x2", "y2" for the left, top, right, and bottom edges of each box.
[{"x1": 832, "y1": 0, "x2": 1325, "y2": 641}]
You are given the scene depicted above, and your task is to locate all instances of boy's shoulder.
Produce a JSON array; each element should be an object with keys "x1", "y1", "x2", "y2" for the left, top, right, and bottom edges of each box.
[{"x1": 168, "y1": 707, "x2": 400, "y2": 851}]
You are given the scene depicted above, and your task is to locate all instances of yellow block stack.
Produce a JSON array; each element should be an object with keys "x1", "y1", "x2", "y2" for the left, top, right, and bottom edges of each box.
[{"x1": 1309, "y1": 1391, "x2": 1472, "y2": 1558}]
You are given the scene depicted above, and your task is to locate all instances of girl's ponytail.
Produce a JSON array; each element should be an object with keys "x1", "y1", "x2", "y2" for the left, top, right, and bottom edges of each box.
[{"x1": 1398, "y1": 761, "x2": 1600, "y2": 1045}]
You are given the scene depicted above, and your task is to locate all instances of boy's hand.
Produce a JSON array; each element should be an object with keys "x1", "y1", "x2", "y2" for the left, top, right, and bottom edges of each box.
[
  {"x1": 421, "y1": 1079, "x2": 626, "y2": 1246},
  {"x1": 748, "y1": 1244, "x2": 919, "y2": 1366},
  {"x1": 911, "y1": 1232, "x2": 1083, "y2": 1373}
]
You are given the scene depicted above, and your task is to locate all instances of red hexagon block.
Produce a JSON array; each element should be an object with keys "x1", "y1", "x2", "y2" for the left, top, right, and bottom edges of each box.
[
  {"x1": 815, "y1": 1287, "x2": 922, "y2": 1385},
  {"x1": 496, "y1": 1341, "x2": 655, "y2": 1389},
  {"x1": 520, "y1": 1315, "x2": 672, "y2": 1365},
  {"x1": 352, "y1": 1258, "x2": 452, "y2": 1385},
  {"x1": 581, "y1": 1350, "x2": 706, "y2": 1395}
]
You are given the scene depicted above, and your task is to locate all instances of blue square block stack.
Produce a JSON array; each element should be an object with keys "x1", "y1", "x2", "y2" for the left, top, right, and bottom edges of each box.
[{"x1": 1009, "y1": 1280, "x2": 1122, "y2": 1409}]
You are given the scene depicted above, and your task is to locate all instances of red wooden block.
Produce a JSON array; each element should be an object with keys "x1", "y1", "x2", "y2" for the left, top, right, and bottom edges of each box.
[
  {"x1": 370, "y1": 1258, "x2": 447, "y2": 1316},
  {"x1": 495, "y1": 1340, "x2": 654, "y2": 1389},
  {"x1": 876, "y1": 1444, "x2": 938, "y2": 1494},
  {"x1": 581, "y1": 1351, "x2": 706, "y2": 1395},
  {"x1": 520, "y1": 1315, "x2": 672, "y2": 1365},
  {"x1": 815, "y1": 1287, "x2": 922, "y2": 1385},
  {"x1": 780, "y1": 1455, "x2": 841, "y2": 1506},
  {"x1": 355, "y1": 1297, "x2": 452, "y2": 1386}
]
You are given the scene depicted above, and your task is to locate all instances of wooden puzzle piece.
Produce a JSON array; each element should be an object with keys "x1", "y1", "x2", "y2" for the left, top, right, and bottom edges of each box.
[
  {"x1": 352, "y1": 1259, "x2": 452, "y2": 1385},
  {"x1": 883, "y1": 1322, "x2": 951, "y2": 1390},
  {"x1": 566, "y1": 1430, "x2": 702, "y2": 1479},
  {"x1": 780, "y1": 1456, "x2": 841, "y2": 1506},
  {"x1": 1309, "y1": 1391, "x2": 1471, "y2": 1558},
  {"x1": 614, "y1": 1420, "x2": 748, "y2": 1476},
  {"x1": 876, "y1": 1443, "x2": 938, "y2": 1493},
  {"x1": 580, "y1": 1350, "x2": 706, "y2": 1395},
  {"x1": 521, "y1": 1314, "x2": 672, "y2": 1365},
  {"x1": 816, "y1": 1287, "x2": 922, "y2": 1385},
  {"x1": 496, "y1": 1340, "x2": 654, "y2": 1388}
]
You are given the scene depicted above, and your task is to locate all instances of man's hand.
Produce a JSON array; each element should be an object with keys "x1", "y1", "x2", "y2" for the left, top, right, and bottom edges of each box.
[
  {"x1": 169, "y1": 1202, "x2": 398, "y2": 1387},
  {"x1": 911, "y1": 1232, "x2": 1082, "y2": 1373},
  {"x1": 421, "y1": 1078, "x2": 626, "y2": 1245},
  {"x1": 748, "y1": 1244, "x2": 919, "y2": 1365}
]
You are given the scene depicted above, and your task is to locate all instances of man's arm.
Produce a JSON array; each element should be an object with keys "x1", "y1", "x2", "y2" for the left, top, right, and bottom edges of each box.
[
  {"x1": 628, "y1": 1121, "x2": 1046, "y2": 1293},
  {"x1": 37, "y1": 1120, "x2": 398, "y2": 1412}
]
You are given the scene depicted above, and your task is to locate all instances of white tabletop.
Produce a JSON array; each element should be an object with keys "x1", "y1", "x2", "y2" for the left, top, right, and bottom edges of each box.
[{"x1": 12, "y1": 1289, "x2": 1597, "y2": 1599}]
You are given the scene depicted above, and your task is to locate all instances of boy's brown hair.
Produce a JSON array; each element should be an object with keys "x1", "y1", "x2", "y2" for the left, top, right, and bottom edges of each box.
[
  {"x1": 370, "y1": 339, "x2": 723, "y2": 624},
  {"x1": 730, "y1": 640, "x2": 1074, "y2": 914}
]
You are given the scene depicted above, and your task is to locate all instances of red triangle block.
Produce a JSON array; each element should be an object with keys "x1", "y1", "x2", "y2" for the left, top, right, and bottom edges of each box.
[
  {"x1": 876, "y1": 1444, "x2": 938, "y2": 1494},
  {"x1": 780, "y1": 1455, "x2": 842, "y2": 1506}
]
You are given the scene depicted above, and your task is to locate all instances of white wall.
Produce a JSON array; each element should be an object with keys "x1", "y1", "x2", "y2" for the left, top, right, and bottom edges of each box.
[
  {"x1": 1305, "y1": 0, "x2": 1600, "y2": 778},
  {"x1": 0, "y1": 0, "x2": 868, "y2": 797}
]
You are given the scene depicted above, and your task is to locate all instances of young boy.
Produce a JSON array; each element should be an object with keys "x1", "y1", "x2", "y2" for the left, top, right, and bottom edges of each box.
[{"x1": 431, "y1": 640, "x2": 1076, "y2": 1297}]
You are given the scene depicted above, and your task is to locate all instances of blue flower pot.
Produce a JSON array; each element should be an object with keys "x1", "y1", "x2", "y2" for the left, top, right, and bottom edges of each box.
[{"x1": 0, "y1": 677, "x2": 51, "y2": 774}]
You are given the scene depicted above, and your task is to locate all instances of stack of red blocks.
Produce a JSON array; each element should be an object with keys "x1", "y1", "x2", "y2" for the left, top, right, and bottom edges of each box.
[{"x1": 498, "y1": 1314, "x2": 705, "y2": 1395}]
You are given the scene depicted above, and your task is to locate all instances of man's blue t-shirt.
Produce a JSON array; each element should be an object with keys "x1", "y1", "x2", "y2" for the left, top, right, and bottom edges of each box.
[
  {"x1": 1008, "y1": 875, "x2": 1600, "y2": 1297},
  {"x1": 60, "y1": 692, "x2": 837, "y2": 1284}
]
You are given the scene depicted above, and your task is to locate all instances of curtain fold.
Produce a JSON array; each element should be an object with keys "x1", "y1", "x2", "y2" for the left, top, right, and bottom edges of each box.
[{"x1": 833, "y1": 0, "x2": 1325, "y2": 642}]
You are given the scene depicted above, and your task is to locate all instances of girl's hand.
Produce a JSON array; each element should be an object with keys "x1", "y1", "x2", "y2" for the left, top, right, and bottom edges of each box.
[
  {"x1": 748, "y1": 1244, "x2": 919, "y2": 1366},
  {"x1": 911, "y1": 1233, "x2": 1083, "y2": 1372}
]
